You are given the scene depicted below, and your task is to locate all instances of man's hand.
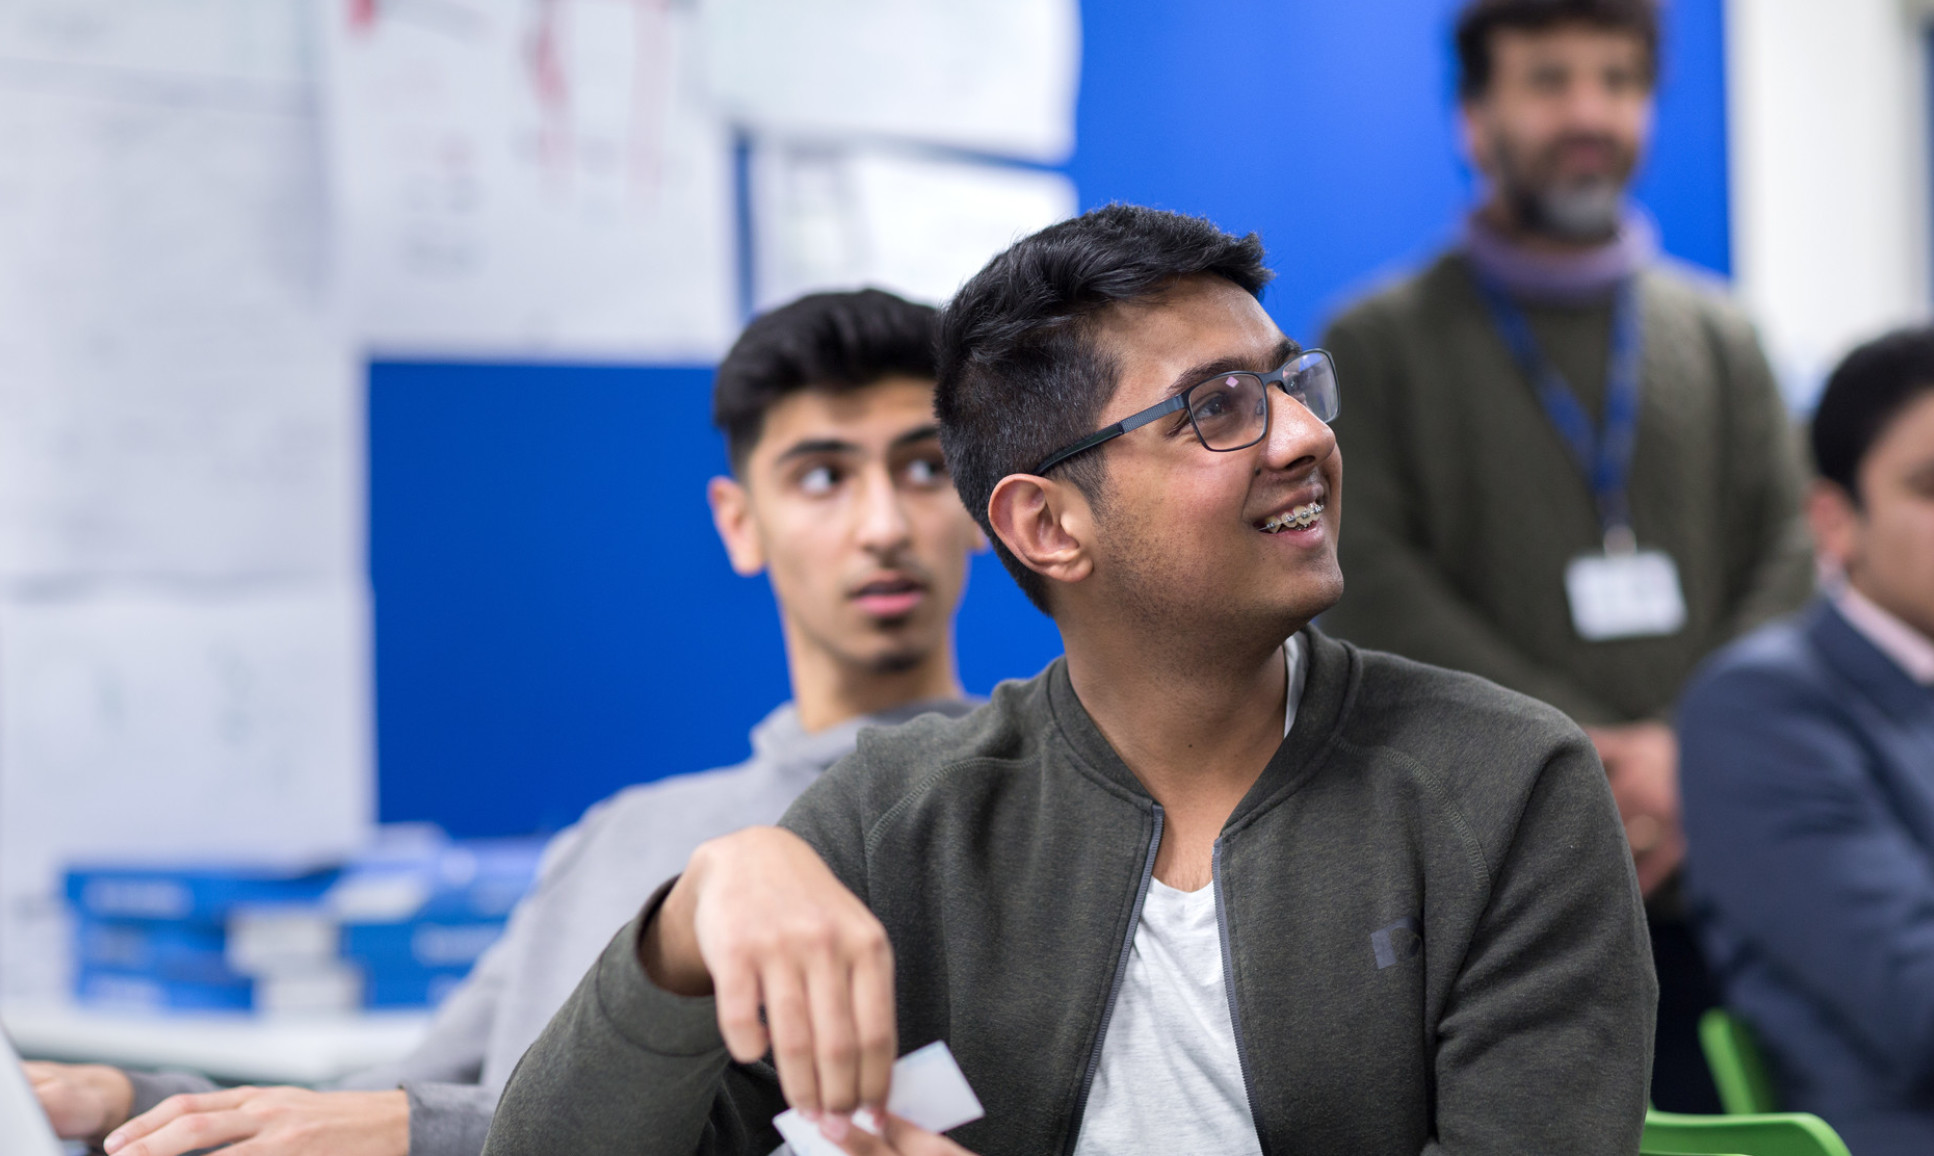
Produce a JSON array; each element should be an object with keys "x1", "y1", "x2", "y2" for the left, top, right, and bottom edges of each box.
[
  {"x1": 23, "y1": 1061, "x2": 134, "y2": 1142},
  {"x1": 99, "y1": 1086, "x2": 407, "y2": 1156},
  {"x1": 1586, "y1": 721, "x2": 1684, "y2": 897},
  {"x1": 820, "y1": 1110, "x2": 977, "y2": 1155},
  {"x1": 640, "y1": 826, "x2": 897, "y2": 1119}
]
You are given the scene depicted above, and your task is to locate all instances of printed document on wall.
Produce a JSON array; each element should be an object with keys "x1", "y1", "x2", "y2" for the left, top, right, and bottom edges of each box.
[
  {"x1": 322, "y1": 0, "x2": 738, "y2": 360},
  {"x1": 752, "y1": 143, "x2": 1077, "y2": 311},
  {"x1": 700, "y1": 0, "x2": 1079, "y2": 163},
  {"x1": 0, "y1": 0, "x2": 360, "y2": 581},
  {"x1": 0, "y1": 586, "x2": 373, "y2": 1000}
]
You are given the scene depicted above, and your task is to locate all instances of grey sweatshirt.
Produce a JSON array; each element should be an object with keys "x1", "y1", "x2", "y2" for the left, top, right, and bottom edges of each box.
[
  {"x1": 484, "y1": 628, "x2": 1657, "y2": 1156},
  {"x1": 122, "y1": 699, "x2": 974, "y2": 1156}
]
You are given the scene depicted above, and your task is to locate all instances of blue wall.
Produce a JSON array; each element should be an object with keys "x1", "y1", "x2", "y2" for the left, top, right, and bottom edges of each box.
[{"x1": 372, "y1": 0, "x2": 1730, "y2": 838}]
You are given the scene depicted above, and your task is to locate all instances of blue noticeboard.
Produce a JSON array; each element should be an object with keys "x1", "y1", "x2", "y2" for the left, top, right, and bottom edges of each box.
[{"x1": 371, "y1": 0, "x2": 1731, "y2": 838}]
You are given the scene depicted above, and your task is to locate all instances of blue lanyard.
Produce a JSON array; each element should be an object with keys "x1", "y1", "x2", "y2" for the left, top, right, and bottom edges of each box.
[{"x1": 1474, "y1": 275, "x2": 1643, "y2": 549}]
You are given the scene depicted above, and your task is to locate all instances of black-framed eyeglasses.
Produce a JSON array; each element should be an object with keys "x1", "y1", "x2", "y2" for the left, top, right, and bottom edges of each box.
[{"x1": 1031, "y1": 348, "x2": 1341, "y2": 476}]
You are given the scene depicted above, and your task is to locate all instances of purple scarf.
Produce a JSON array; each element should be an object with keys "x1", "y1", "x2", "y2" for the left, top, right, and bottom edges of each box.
[{"x1": 1460, "y1": 205, "x2": 1659, "y2": 304}]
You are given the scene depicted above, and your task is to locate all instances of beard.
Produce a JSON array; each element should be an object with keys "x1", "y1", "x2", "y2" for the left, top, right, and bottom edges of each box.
[{"x1": 1490, "y1": 130, "x2": 1637, "y2": 243}]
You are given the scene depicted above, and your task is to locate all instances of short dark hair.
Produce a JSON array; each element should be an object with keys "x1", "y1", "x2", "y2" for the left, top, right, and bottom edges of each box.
[
  {"x1": 712, "y1": 289, "x2": 938, "y2": 469},
  {"x1": 935, "y1": 204, "x2": 1272, "y2": 613},
  {"x1": 1812, "y1": 325, "x2": 1934, "y2": 504},
  {"x1": 1455, "y1": 0, "x2": 1660, "y2": 101}
]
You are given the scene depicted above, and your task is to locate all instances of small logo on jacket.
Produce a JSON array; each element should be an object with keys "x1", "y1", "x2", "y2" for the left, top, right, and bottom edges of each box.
[{"x1": 1371, "y1": 916, "x2": 1422, "y2": 969}]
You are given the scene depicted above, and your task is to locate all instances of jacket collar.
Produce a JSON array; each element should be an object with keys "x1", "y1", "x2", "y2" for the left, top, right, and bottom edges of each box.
[
  {"x1": 1042, "y1": 624, "x2": 1358, "y2": 826},
  {"x1": 1807, "y1": 598, "x2": 1934, "y2": 728}
]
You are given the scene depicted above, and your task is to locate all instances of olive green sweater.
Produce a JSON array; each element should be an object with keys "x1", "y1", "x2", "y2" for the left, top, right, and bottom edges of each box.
[{"x1": 1319, "y1": 252, "x2": 1813, "y2": 724}]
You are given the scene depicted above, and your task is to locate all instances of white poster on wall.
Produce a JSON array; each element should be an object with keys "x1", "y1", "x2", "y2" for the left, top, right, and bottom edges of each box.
[
  {"x1": 0, "y1": 0, "x2": 360, "y2": 582},
  {"x1": 0, "y1": 0, "x2": 372, "y2": 1001},
  {"x1": 699, "y1": 0, "x2": 1080, "y2": 164},
  {"x1": 752, "y1": 142, "x2": 1078, "y2": 311},
  {"x1": 0, "y1": 586, "x2": 373, "y2": 1000},
  {"x1": 321, "y1": 0, "x2": 739, "y2": 360}
]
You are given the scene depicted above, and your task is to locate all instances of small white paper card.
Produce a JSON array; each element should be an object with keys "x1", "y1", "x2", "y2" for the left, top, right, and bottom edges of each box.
[
  {"x1": 772, "y1": 1041, "x2": 984, "y2": 1156},
  {"x1": 1564, "y1": 550, "x2": 1688, "y2": 641}
]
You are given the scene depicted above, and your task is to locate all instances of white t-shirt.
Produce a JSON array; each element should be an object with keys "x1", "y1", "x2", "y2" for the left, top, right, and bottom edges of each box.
[{"x1": 1071, "y1": 638, "x2": 1305, "y2": 1156}]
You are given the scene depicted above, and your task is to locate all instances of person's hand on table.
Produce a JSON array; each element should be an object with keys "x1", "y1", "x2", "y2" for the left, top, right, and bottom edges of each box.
[
  {"x1": 24, "y1": 1060, "x2": 134, "y2": 1143},
  {"x1": 1586, "y1": 720, "x2": 1685, "y2": 897},
  {"x1": 98, "y1": 1086, "x2": 407, "y2": 1156},
  {"x1": 641, "y1": 825, "x2": 898, "y2": 1119},
  {"x1": 818, "y1": 1110, "x2": 977, "y2": 1155}
]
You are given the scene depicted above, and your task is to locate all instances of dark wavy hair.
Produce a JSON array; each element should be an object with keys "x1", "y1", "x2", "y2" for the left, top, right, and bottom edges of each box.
[
  {"x1": 1813, "y1": 326, "x2": 1934, "y2": 505},
  {"x1": 713, "y1": 289, "x2": 938, "y2": 469},
  {"x1": 1455, "y1": 0, "x2": 1660, "y2": 101}
]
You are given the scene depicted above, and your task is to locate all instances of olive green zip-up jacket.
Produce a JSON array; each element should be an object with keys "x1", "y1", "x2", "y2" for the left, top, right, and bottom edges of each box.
[{"x1": 483, "y1": 628, "x2": 1655, "y2": 1156}]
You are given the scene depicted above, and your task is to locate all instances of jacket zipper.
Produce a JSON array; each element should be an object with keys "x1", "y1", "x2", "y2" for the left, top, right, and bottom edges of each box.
[
  {"x1": 1062, "y1": 803, "x2": 1164, "y2": 1155},
  {"x1": 1213, "y1": 838, "x2": 1271, "y2": 1156}
]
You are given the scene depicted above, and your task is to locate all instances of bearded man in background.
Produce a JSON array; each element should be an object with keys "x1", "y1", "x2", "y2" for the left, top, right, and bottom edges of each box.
[{"x1": 1318, "y1": 0, "x2": 1812, "y2": 1112}]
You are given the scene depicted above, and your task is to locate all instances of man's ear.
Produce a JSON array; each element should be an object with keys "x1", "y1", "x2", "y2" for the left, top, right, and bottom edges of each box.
[
  {"x1": 708, "y1": 475, "x2": 766, "y2": 577},
  {"x1": 1805, "y1": 478, "x2": 1861, "y2": 579},
  {"x1": 986, "y1": 473, "x2": 1094, "y2": 590}
]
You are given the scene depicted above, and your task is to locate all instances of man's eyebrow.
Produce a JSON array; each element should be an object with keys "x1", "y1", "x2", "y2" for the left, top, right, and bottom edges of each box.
[
  {"x1": 889, "y1": 423, "x2": 941, "y2": 449},
  {"x1": 1163, "y1": 337, "x2": 1301, "y2": 399},
  {"x1": 772, "y1": 437, "x2": 861, "y2": 463}
]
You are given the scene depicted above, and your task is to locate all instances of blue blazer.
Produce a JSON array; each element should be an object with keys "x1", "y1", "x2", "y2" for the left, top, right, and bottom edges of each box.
[{"x1": 1681, "y1": 597, "x2": 1934, "y2": 1156}]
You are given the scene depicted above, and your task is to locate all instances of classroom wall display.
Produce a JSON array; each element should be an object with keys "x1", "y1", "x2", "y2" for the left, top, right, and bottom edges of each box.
[
  {"x1": 320, "y1": 0, "x2": 739, "y2": 361},
  {"x1": 0, "y1": 0, "x2": 371, "y2": 1000},
  {"x1": 698, "y1": 0, "x2": 1080, "y2": 164},
  {"x1": 749, "y1": 142, "x2": 1078, "y2": 311},
  {"x1": 0, "y1": 1, "x2": 360, "y2": 581}
]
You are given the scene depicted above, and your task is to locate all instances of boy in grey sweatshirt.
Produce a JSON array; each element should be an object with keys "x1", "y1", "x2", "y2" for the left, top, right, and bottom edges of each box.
[{"x1": 24, "y1": 289, "x2": 984, "y2": 1156}]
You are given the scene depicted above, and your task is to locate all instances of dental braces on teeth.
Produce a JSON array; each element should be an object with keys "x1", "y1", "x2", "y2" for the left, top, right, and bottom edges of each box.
[{"x1": 1260, "y1": 502, "x2": 1324, "y2": 533}]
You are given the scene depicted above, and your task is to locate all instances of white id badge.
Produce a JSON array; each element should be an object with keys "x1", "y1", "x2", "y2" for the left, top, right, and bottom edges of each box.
[{"x1": 1564, "y1": 550, "x2": 1687, "y2": 641}]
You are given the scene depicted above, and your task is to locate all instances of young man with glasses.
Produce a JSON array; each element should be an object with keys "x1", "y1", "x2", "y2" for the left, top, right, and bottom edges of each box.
[
  {"x1": 24, "y1": 290, "x2": 983, "y2": 1156},
  {"x1": 482, "y1": 206, "x2": 1655, "y2": 1156}
]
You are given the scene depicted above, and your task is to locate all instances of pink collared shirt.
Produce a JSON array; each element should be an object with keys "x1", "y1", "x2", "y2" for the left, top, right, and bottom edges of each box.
[{"x1": 1834, "y1": 582, "x2": 1934, "y2": 687}]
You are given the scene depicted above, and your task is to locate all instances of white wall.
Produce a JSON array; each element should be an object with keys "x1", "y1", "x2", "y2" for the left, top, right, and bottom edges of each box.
[{"x1": 1726, "y1": 0, "x2": 1933, "y2": 409}]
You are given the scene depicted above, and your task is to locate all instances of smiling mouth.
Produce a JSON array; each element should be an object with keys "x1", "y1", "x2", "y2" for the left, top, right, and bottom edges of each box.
[{"x1": 1257, "y1": 501, "x2": 1324, "y2": 534}]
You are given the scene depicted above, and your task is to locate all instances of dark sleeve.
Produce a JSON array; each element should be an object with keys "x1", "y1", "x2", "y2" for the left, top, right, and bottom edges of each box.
[
  {"x1": 480, "y1": 894, "x2": 784, "y2": 1156},
  {"x1": 1680, "y1": 663, "x2": 1934, "y2": 1083},
  {"x1": 1710, "y1": 309, "x2": 1814, "y2": 636},
  {"x1": 1321, "y1": 306, "x2": 1621, "y2": 722},
  {"x1": 1426, "y1": 735, "x2": 1656, "y2": 1154},
  {"x1": 775, "y1": 751, "x2": 875, "y2": 901},
  {"x1": 400, "y1": 1083, "x2": 495, "y2": 1156}
]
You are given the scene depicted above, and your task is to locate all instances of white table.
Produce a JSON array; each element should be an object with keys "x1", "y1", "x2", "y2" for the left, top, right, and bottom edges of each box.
[{"x1": 2, "y1": 1002, "x2": 432, "y2": 1086}]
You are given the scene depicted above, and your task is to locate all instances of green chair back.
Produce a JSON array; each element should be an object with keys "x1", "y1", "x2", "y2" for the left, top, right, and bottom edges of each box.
[
  {"x1": 1700, "y1": 1007, "x2": 1781, "y2": 1116},
  {"x1": 1642, "y1": 1109, "x2": 1852, "y2": 1156}
]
